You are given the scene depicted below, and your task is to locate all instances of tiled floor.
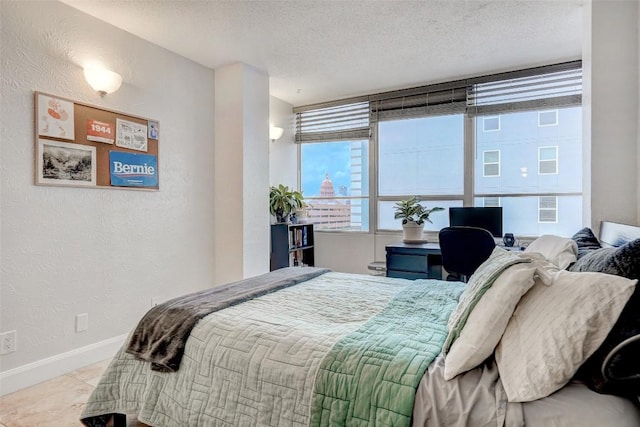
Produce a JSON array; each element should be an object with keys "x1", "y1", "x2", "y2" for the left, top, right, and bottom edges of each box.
[{"x1": 0, "y1": 359, "x2": 149, "y2": 427}]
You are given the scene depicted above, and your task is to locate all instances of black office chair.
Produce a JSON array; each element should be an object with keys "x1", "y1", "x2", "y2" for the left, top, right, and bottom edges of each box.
[{"x1": 438, "y1": 226, "x2": 496, "y2": 282}]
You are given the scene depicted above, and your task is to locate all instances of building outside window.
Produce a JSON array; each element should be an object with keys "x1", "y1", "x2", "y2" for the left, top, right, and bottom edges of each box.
[{"x1": 475, "y1": 107, "x2": 581, "y2": 236}]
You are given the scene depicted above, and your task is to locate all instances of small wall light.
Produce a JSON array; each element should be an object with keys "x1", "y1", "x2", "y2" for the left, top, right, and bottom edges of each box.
[
  {"x1": 270, "y1": 126, "x2": 284, "y2": 142},
  {"x1": 84, "y1": 66, "x2": 123, "y2": 97},
  {"x1": 520, "y1": 167, "x2": 528, "y2": 178}
]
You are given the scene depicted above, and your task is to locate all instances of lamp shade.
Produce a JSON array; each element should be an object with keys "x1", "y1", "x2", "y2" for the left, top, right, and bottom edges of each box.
[
  {"x1": 270, "y1": 126, "x2": 284, "y2": 141},
  {"x1": 84, "y1": 66, "x2": 123, "y2": 96}
]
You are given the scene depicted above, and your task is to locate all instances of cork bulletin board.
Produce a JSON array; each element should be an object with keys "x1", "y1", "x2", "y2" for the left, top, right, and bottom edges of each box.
[{"x1": 34, "y1": 91, "x2": 160, "y2": 190}]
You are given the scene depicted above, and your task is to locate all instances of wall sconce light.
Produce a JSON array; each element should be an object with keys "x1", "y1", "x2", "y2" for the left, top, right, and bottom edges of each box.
[
  {"x1": 520, "y1": 167, "x2": 528, "y2": 178},
  {"x1": 270, "y1": 126, "x2": 284, "y2": 142},
  {"x1": 83, "y1": 66, "x2": 123, "y2": 97}
]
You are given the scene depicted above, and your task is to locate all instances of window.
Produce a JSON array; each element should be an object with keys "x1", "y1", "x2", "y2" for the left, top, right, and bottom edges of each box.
[
  {"x1": 483, "y1": 150, "x2": 500, "y2": 177},
  {"x1": 538, "y1": 110, "x2": 558, "y2": 126},
  {"x1": 539, "y1": 196, "x2": 558, "y2": 223},
  {"x1": 483, "y1": 116, "x2": 500, "y2": 131},
  {"x1": 377, "y1": 114, "x2": 464, "y2": 231},
  {"x1": 378, "y1": 115, "x2": 464, "y2": 197},
  {"x1": 470, "y1": 63, "x2": 582, "y2": 236},
  {"x1": 475, "y1": 109, "x2": 581, "y2": 236},
  {"x1": 296, "y1": 101, "x2": 370, "y2": 231},
  {"x1": 297, "y1": 61, "x2": 582, "y2": 237},
  {"x1": 300, "y1": 140, "x2": 369, "y2": 231},
  {"x1": 539, "y1": 146, "x2": 558, "y2": 175}
]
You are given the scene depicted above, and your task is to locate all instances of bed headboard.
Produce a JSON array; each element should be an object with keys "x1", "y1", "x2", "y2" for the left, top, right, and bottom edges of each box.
[{"x1": 599, "y1": 221, "x2": 640, "y2": 247}]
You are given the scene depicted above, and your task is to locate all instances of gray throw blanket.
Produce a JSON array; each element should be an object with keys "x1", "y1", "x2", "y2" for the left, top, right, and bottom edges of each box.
[{"x1": 126, "y1": 266, "x2": 330, "y2": 372}]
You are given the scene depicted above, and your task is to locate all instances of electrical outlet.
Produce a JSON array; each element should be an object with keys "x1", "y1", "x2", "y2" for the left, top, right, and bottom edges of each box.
[
  {"x1": 0, "y1": 330, "x2": 17, "y2": 355},
  {"x1": 76, "y1": 313, "x2": 89, "y2": 332}
]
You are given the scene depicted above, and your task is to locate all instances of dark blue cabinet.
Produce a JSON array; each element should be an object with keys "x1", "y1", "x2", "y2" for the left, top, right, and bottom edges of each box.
[{"x1": 270, "y1": 223, "x2": 315, "y2": 270}]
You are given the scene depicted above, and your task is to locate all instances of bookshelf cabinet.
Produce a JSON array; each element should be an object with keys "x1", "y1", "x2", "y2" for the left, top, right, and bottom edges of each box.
[{"x1": 270, "y1": 223, "x2": 315, "y2": 270}]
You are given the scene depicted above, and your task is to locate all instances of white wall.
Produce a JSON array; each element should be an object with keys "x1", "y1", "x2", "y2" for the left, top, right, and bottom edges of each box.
[
  {"x1": 589, "y1": 0, "x2": 639, "y2": 231},
  {"x1": 0, "y1": 1, "x2": 216, "y2": 393},
  {"x1": 314, "y1": 233, "x2": 375, "y2": 274},
  {"x1": 269, "y1": 96, "x2": 297, "y2": 188},
  {"x1": 213, "y1": 64, "x2": 270, "y2": 285},
  {"x1": 241, "y1": 66, "x2": 270, "y2": 280}
]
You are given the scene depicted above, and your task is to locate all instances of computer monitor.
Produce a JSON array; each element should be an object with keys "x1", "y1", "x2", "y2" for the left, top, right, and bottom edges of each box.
[{"x1": 449, "y1": 207, "x2": 503, "y2": 238}]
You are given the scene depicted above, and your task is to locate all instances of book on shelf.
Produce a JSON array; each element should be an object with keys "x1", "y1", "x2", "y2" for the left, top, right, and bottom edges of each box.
[{"x1": 290, "y1": 249, "x2": 306, "y2": 267}]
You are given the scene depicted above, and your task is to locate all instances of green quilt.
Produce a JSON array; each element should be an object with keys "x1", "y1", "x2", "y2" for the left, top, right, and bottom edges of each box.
[{"x1": 310, "y1": 280, "x2": 465, "y2": 427}]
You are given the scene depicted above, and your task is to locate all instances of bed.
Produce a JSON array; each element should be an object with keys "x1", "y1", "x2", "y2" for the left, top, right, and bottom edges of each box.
[{"x1": 81, "y1": 221, "x2": 640, "y2": 427}]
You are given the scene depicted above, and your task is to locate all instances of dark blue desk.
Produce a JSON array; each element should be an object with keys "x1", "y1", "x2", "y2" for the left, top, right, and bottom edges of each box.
[
  {"x1": 385, "y1": 242, "x2": 522, "y2": 280},
  {"x1": 385, "y1": 243, "x2": 443, "y2": 280}
]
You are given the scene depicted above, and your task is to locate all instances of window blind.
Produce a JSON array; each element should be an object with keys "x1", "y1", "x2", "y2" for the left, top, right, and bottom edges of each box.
[
  {"x1": 293, "y1": 60, "x2": 581, "y2": 141},
  {"x1": 294, "y1": 99, "x2": 370, "y2": 143},
  {"x1": 467, "y1": 63, "x2": 582, "y2": 116},
  {"x1": 370, "y1": 86, "x2": 467, "y2": 122}
]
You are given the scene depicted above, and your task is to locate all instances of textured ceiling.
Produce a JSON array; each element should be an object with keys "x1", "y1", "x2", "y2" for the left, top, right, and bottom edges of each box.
[{"x1": 59, "y1": 0, "x2": 583, "y2": 107}]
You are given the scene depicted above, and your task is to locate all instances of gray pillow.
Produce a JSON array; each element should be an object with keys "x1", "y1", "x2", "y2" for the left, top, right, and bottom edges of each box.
[
  {"x1": 570, "y1": 227, "x2": 602, "y2": 259},
  {"x1": 570, "y1": 238, "x2": 640, "y2": 399},
  {"x1": 569, "y1": 238, "x2": 640, "y2": 278}
]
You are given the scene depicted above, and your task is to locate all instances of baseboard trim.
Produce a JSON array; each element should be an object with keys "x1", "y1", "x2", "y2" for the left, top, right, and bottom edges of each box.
[{"x1": 0, "y1": 333, "x2": 128, "y2": 396}]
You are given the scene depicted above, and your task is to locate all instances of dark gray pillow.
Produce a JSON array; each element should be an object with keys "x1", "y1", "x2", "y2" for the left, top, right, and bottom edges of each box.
[
  {"x1": 570, "y1": 238, "x2": 640, "y2": 399},
  {"x1": 570, "y1": 227, "x2": 602, "y2": 259},
  {"x1": 569, "y1": 238, "x2": 640, "y2": 278}
]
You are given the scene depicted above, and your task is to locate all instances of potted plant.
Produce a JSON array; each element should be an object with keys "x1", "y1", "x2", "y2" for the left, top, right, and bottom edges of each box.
[
  {"x1": 393, "y1": 196, "x2": 444, "y2": 242},
  {"x1": 291, "y1": 201, "x2": 313, "y2": 224},
  {"x1": 269, "y1": 184, "x2": 304, "y2": 223}
]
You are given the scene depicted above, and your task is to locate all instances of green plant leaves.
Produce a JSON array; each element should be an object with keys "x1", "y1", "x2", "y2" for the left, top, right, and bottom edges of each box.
[
  {"x1": 269, "y1": 184, "x2": 304, "y2": 218},
  {"x1": 393, "y1": 196, "x2": 444, "y2": 225}
]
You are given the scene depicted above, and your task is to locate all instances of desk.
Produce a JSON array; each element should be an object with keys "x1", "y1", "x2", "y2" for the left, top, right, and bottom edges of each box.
[
  {"x1": 385, "y1": 243, "x2": 443, "y2": 280},
  {"x1": 385, "y1": 242, "x2": 522, "y2": 280}
]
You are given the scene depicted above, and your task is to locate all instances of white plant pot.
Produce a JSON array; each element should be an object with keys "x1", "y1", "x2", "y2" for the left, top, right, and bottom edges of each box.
[{"x1": 402, "y1": 222, "x2": 425, "y2": 242}]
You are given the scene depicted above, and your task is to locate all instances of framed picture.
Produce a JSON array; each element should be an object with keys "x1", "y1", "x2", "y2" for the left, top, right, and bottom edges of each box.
[
  {"x1": 36, "y1": 139, "x2": 96, "y2": 187},
  {"x1": 36, "y1": 93, "x2": 75, "y2": 140}
]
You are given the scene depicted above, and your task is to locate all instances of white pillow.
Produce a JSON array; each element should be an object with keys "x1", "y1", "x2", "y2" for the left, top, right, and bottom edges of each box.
[
  {"x1": 444, "y1": 261, "x2": 538, "y2": 380},
  {"x1": 524, "y1": 234, "x2": 578, "y2": 270},
  {"x1": 442, "y1": 247, "x2": 529, "y2": 354},
  {"x1": 495, "y1": 269, "x2": 637, "y2": 402}
]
